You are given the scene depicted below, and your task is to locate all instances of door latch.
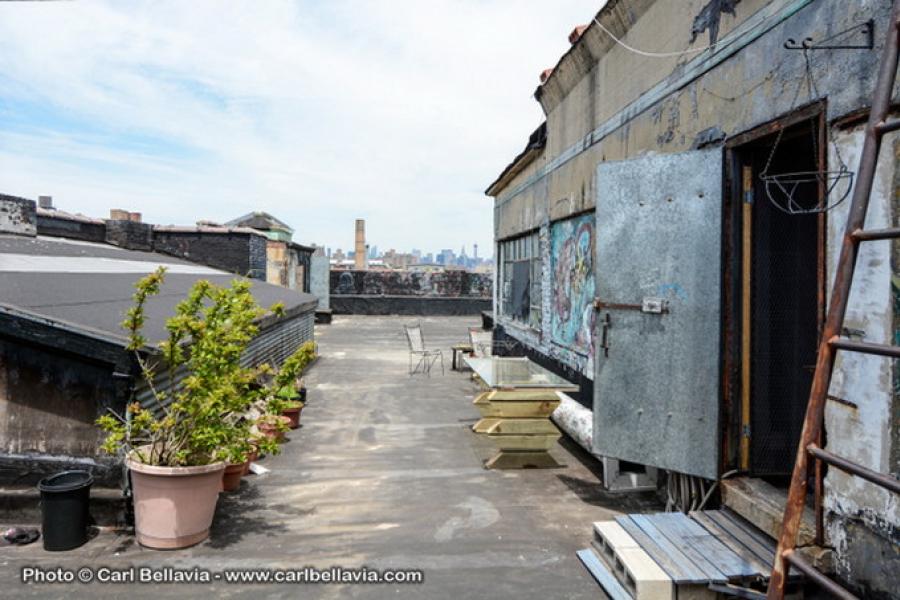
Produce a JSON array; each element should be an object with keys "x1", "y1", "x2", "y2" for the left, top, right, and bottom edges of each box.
[{"x1": 599, "y1": 313, "x2": 611, "y2": 358}]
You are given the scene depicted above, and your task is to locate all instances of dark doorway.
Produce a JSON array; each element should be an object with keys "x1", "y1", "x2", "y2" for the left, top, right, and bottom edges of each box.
[{"x1": 729, "y1": 112, "x2": 825, "y2": 477}]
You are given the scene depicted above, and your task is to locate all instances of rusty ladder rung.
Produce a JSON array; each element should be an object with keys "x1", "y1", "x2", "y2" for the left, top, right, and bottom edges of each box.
[
  {"x1": 828, "y1": 336, "x2": 900, "y2": 358},
  {"x1": 782, "y1": 551, "x2": 860, "y2": 600},
  {"x1": 807, "y1": 443, "x2": 900, "y2": 493},
  {"x1": 875, "y1": 119, "x2": 900, "y2": 135},
  {"x1": 851, "y1": 226, "x2": 900, "y2": 241}
]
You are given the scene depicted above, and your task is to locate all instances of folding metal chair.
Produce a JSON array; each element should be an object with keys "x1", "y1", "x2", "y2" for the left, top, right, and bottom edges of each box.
[
  {"x1": 404, "y1": 322, "x2": 444, "y2": 376},
  {"x1": 468, "y1": 328, "x2": 517, "y2": 358}
]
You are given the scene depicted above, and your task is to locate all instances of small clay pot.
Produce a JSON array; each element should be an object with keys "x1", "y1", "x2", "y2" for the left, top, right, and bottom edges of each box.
[
  {"x1": 242, "y1": 448, "x2": 259, "y2": 475},
  {"x1": 221, "y1": 462, "x2": 246, "y2": 492},
  {"x1": 258, "y1": 416, "x2": 291, "y2": 441},
  {"x1": 282, "y1": 406, "x2": 302, "y2": 429}
]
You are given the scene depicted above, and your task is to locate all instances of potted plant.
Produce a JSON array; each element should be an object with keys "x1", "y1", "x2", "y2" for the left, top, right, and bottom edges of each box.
[
  {"x1": 267, "y1": 342, "x2": 316, "y2": 428},
  {"x1": 218, "y1": 440, "x2": 250, "y2": 493},
  {"x1": 256, "y1": 413, "x2": 291, "y2": 441},
  {"x1": 97, "y1": 267, "x2": 284, "y2": 548}
]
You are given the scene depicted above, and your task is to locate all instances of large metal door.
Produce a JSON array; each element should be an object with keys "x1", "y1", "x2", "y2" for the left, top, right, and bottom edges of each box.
[{"x1": 593, "y1": 148, "x2": 722, "y2": 479}]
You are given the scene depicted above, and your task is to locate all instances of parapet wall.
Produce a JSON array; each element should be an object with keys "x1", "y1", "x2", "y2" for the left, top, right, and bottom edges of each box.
[{"x1": 330, "y1": 270, "x2": 492, "y2": 315}]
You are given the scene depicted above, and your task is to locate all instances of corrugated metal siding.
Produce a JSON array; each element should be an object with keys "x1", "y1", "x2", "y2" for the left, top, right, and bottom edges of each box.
[{"x1": 135, "y1": 310, "x2": 315, "y2": 413}]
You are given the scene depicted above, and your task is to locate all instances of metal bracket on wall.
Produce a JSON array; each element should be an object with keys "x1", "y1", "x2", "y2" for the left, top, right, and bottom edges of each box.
[
  {"x1": 593, "y1": 298, "x2": 670, "y2": 314},
  {"x1": 784, "y1": 19, "x2": 874, "y2": 50}
]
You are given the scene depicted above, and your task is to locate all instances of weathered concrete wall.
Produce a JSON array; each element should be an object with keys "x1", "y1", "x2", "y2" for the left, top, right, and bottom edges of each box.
[
  {"x1": 310, "y1": 254, "x2": 330, "y2": 310},
  {"x1": 37, "y1": 212, "x2": 107, "y2": 243},
  {"x1": 266, "y1": 240, "x2": 288, "y2": 286},
  {"x1": 823, "y1": 126, "x2": 899, "y2": 596},
  {"x1": 331, "y1": 295, "x2": 490, "y2": 316},
  {"x1": 106, "y1": 219, "x2": 152, "y2": 251},
  {"x1": 496, "y1": 0, "x2": 886, "y2": 238},
  {"x1": 0, "y1": 338, "x2": 123, "y2": 486},
  {"x1": 0, "y1": 194, "x2": 36, "y2": 237},
  {"x1": 330, "y1": 270, "x2": 492, "y2": 298},
  {"x1": 152, "y1": 230, "x2": 268, "y2": 280},
  {"x1": 264, "y1": 241, "x2": 312, "y2": 292}
]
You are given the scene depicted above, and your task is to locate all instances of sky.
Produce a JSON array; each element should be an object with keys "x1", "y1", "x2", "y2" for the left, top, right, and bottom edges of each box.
[{"x1": 0, "y1": 0, "x2": 601, "y2": 258}]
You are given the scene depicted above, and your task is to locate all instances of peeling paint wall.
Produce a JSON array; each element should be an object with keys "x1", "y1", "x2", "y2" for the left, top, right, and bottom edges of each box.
[{"x1": 824, "y1": 127, "x2": 899, "y2": 596}]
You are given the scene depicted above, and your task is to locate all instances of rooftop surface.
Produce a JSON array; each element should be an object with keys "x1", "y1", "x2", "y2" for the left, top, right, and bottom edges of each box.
[
  {"x1": 0, "y1": 315, "x2": 659, "y2": 599},
  {"x1": 0, "y1": 234, "x2": 317, "y2": 346}
]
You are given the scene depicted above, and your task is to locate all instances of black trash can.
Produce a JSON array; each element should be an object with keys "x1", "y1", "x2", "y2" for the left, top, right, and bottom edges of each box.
[{"x1": 37, "y1": 470, "x2": 93, "y2": 551}]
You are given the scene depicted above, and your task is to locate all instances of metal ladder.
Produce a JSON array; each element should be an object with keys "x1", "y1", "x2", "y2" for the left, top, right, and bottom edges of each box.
[{"x1": 766, "y1": 3, "x2": 900, "y2": 599}]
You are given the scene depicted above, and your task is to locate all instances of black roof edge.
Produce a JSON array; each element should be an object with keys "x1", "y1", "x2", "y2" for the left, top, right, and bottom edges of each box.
[
  {"x1": 0, "y1": 294, "x2": 317, "y2": 363},
  {"x1": 485, "y1": 122, "x2": 547, "y2": 196},
  {"x1": 0, "y1": 303, "x2": 130, "y2": 366}
]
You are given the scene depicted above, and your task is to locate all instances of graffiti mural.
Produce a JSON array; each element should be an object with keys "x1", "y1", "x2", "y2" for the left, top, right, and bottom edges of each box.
[{"x1": 550, "y1": 214, "x2": 595, "y2": 355}]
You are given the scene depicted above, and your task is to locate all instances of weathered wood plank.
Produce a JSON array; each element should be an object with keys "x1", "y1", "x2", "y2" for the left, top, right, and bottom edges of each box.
[
  {"x1": 615, "y1": 515, "x2": 708, "y2": 584},
  {"x1": 709, "y1": 509, "x2": 777, "y2": 565},
  {"x1": 651, "y1": 512, "x2": 757, "y2": 579},
  {"x1": 576, "y1": 549, "x2": 633, "y2": 600},
  {"x1": 486, "y1": 389, "x2": 562, "y2": 402},
  {"x1": 690, "y1": 512, "x2": 771, "y2": 575},
  {"x1": 486, "y1": 418, "x2": 560, "y2": 435},
  {"x1": 471, "y1": 418, "x2": 501, "y2": 433},
  {"x1": 484, "y1": 451, "x2": 562, "y2": 469},
  {"x1": 636, "y1": 513, "x2": 728, "y2": 582},
  {"x1": 486, "y1": 433, "x2": 561, "y2": 451},
  {"x1": 472, "y1": 399, "x2": 559, "y2": 418}
]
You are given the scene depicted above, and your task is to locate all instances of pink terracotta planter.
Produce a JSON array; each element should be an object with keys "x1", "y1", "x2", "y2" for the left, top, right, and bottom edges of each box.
[
  {"x1": 282, "y1": 406, "x2": 303, "y2": 429},
  {"x1": 242, "y1": 447, "x2": 259, "y2": 476},
  {"x1": 126, "y1": 454, "x2": 225, "y2": 550},
  {"x1": 221, "y1": 462, "x2": 247, "y2": 492},
  {"x1": 258, "y1": 416, "x2": 292, "y2": 441}
]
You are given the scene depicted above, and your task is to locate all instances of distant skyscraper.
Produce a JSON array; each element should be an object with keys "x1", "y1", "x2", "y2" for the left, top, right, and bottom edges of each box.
[{"x1": 473, "y1": 243, "x2": 478, "y2": 259}]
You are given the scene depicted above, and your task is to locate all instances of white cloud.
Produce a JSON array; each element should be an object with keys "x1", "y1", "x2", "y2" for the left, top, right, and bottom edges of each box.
[{"x1": 0, "y1": 0, "x2": 600, "y2": 256}]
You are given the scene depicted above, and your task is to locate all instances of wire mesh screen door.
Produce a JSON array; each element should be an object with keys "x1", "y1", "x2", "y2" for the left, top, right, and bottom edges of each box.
[{"x1": 747, "y1": 122, "x2": 822, "y2": 476}]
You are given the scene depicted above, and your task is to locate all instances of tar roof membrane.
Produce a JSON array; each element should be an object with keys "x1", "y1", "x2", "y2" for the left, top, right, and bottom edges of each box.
[{"x1": 0, "y1": 234, "x2": 317, "y2": 347}]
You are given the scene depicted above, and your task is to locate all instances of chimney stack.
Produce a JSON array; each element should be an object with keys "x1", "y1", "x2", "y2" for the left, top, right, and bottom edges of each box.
[
  {"x1": 354, "y1": 219, "x2": 367, "y2": 270},
  {"x1": 38, "y1": 196, "x2": 54, "y2": 210}
]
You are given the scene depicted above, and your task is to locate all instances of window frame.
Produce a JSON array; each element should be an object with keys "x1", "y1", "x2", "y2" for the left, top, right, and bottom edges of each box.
[{"x1": 498, "y1": 230, "x2": 542, "y2": 331}]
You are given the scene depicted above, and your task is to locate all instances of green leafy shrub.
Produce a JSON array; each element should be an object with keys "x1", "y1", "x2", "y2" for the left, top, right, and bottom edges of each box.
[
  {"x1": 266, "y1": 341, "x2": 316, "y2": 415},
  {"x1": 97, "y1": 267, "x2": 285, "y2": 467}
]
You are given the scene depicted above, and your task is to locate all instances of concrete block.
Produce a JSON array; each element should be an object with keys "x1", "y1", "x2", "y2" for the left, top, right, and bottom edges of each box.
[{"x1": 591, "y1": 520, "x2": 674, "y2": 600}]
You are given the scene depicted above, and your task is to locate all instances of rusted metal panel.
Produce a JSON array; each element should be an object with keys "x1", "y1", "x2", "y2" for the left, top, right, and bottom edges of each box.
[{"x1": 592, "y1": 147, "x2": 723, "y2": 480}]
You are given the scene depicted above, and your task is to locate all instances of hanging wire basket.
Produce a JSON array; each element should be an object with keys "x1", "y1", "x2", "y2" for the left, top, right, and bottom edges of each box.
[
  {"x1": 760, "y1": 167, "x2": 854, "y2": 215},
  {"x1": 758, "y1": 49, "x2": 856, "y2": 215}
]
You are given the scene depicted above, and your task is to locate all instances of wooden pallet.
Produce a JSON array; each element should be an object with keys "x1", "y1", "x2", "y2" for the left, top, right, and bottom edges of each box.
[{"x1": 578, "y1": 510, "x2": 794, "y2": 599}]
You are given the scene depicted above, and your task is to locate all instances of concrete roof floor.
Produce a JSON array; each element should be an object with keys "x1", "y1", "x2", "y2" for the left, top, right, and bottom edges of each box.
[{"x1": 1, "y1": 315, "x2": 661, "y2": 599}]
